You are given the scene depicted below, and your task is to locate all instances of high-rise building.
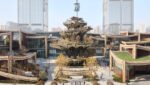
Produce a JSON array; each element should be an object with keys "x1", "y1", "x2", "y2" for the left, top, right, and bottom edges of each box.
[
  {"x1": 18, "y1": 0, "x2": 48, "y2": 32},
  {"x1": 103, "y1": 0, "x2": 134, "y2": 34},
  {"x1": 134, "y1": 24, "x2": 146, "y2": 33},
  {"x1": 146, "y1": 26, "x2": 150, "y2": 33}
]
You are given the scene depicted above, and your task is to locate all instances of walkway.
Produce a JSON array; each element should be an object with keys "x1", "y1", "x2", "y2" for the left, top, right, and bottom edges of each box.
[
  {"x1": 39, "y1": 58, "x2": 127, "y2": 85},
  {"x1": 45, "y1": 66, "x2": 127, "y2": 85},
  {"x1": 128, "y1": 75, "x2": 150, "y2": 85}
]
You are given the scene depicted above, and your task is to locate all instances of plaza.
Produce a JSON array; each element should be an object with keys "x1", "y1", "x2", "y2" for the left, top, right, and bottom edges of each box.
[{"x1": 0, "y1": 0, "x2": 150, "y2": 85}]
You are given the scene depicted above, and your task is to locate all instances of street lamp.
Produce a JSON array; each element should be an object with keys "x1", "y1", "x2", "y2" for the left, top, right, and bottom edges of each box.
[{"x1": 74, "y1": 0, "x2": 80, "y2": 17}]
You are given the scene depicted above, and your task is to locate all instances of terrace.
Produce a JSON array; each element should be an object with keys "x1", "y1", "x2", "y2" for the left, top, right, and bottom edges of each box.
[
  {"x1": 122, "y1": 41, "x2": 150, "y2": 45},
  {"x1": 114, "y1": 52, "x2": 150, "y2": 61},
  {"x1": 0, "y1": 52, "x2": 38, "y2": 81},
  {"x1": 110, "y1": 50, "x2": 150, "y2": 82},
  {"x1": 0, "y1": 31, "x2": 39, "y2": 82}
]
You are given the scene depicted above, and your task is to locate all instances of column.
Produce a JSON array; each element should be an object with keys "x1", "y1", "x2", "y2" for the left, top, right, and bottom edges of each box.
[
  {"x1": 122, "y1": 61, "x2": 126, "y2": 82},
  {"x1": 19, "y1": 30, "x2": 22, "y2": 50},
  {"x1": 138, "y1": 33, "x2": 141, "y2": 42},
  {"x1": 109, "y1": 51, "x2": 112, "y2": 70},
  {"x1": 9, "y1": 32, "x2": 13, "y2": 53},
  {"x1": 45, "y1": 36, "x2": 48, "y2": 58},
  {"x1": 133, "y1": 45, "x2": 137, "y2": 59},
  {"x1": 104, "y1": 35, "x2": 107, "y2": 56},
  {"x1": 120, "y1": 44, "x2": 122, "y2": 51},
  {"x1": 33, "y1": 52, "x2": 37, "y2": 65},
  {"x1": 8, "y1": 56, "x2": 12, "y2": 73}
]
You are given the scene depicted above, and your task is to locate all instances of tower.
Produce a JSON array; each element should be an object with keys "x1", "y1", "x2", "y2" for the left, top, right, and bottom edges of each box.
[
  {"x1": 103, "y1": 0, "x2": 134, "y2": 34},
  {"x1": 18, "y1": 0, "x2": 48, "y2": 32}
]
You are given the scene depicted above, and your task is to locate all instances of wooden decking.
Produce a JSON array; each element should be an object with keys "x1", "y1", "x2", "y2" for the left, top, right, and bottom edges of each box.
[
  {"x1": 0, "y1": 71, "x2": 38, "y2": 82},
  {"x1": 0, "y1": 53, "x2": 36, "y2": 61},
  {"x1": 0, "y1": 52, "x2": 38, "y2": 82}
]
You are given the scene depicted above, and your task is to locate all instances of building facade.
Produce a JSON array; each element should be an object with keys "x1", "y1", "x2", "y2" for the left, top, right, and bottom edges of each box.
[
  {"x1": 103, "y1": 0, "x2": 134, "y2": 34},
  {"x1": 146, "y1": 26, "x2": 150, "y2": 33},
  {"x1": 109, "y1": 32, "x2": 150, "y2": 82},
  {"x1": 18, "y1": 0, "x2": 48, "y2": 32}
]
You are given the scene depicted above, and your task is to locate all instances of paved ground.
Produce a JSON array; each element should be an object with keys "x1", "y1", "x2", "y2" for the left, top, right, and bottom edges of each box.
[
  {"x1": 128, "y1": 81, "x2": 150, "y2": 85},
  {"x1": 128, "y1": 75, "x2": 150, "y2": 85},
  {"x1": 45, "y1": 66, "x2": 126, "y2": 85},
  {"x1": 45, "y1": 58, "x2": 127, "y2": 85},
  {"x1": 0, "y1": 59, "x2": 149, "y2": 85},
  {"x1": 44, "y1": 59, "x2": 127, "y2": 85}
]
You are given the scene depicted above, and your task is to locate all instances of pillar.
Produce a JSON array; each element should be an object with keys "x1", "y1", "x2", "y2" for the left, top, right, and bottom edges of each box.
[
  {"x1": 8, "y1": 56, "x2": 12, "y2": 73},
  {"x1": 122, "y1": 61, "x2": 126, "y2": 82},
  {"x1": 45, "y1": 36, "x2": 48, "y2": 58},
  {"x1": 133, "y1": 45, "x2": 137, "y2": 59},
  {"x1": 109, "y1": 51, "x2": 112, "y2": 70},
  {"x1": 33, "y1": 52, "x2": 37, "y2": 65},
  {"x1": 104, "y1": 35, "x2": 107, "y2": 56},
  {"x1": 120, "y1": 44, "x2": 122, "y2": 51},
  {"x1": 138, "y1": 33, "x2": 141, "y2": 42},
  {"x1": 9, "y1": 32, "x2": 13, "y2": 53},
  {"x1": 126, "y1": 64, "x2": 129, "y2": 81},
  {"x1": 34, "y1": 52, "x2": 37, "y2": 63},
  {"x1": 19, "y1": 30, "x2": 22, "y2": 50},
  {"x1": 105, "y1": 35, "x2": 107, "y2": 48}
]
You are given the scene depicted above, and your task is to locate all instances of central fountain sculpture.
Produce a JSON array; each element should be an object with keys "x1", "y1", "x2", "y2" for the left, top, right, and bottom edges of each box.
[
  {"x1": 52, "y1": 16, "x2": 94, "y2": 66},
  {"x1": 50, "y1": 0, "x2": 99, "y2": 84},
  {"x1": 51, "y1": 16, "x2": 98, "y2": 83}
]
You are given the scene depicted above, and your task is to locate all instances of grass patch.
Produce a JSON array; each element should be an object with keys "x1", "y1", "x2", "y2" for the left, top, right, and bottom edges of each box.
[{"x1": 114, "y1": 52, "x2": 150, "y2": 61}]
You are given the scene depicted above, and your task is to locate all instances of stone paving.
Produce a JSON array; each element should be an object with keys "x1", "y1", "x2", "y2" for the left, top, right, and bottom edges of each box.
[
  {"x1": 44, "y1": 66, "x2": 126, "y2": 85},
  {"x1": 44, "y1": 58, "x2": 127, "y2": 85},
  {"x1": 0, "y1": 59, "x2": 149, "y2": 85},
  {"x1": 45, "y1": 63, "x2": 127, "y2": 85},
  {"x1": 127, "y1": 75, "x2": 150, "y2": 85},
  {"x1": 128, "y1": 81, "x2": 150, "y2": 85}
]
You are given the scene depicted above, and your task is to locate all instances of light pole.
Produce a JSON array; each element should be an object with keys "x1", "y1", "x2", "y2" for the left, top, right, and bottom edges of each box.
[{"x1": 74, "y1": 0, "x2": 80, "y2": 17}]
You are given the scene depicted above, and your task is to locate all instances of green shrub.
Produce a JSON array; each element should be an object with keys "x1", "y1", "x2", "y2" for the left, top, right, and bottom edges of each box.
[
  {"x1": 54, "y1": 78, "x2": 68, "y2": 83},
  {"x1": 39, "y1": 70, "x2": 47, "y2": 81},
  {"x1": 84, "y1": 74, "x2": 98, "y2": 81},
  {"x1": 112, "y1": 75, "x2": 122, "y2": 83}
]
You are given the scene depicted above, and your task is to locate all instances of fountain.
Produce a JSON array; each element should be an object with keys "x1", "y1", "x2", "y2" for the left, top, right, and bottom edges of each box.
[{"x1": 50, "y1": 0, "x2": 99, "y2": 83}]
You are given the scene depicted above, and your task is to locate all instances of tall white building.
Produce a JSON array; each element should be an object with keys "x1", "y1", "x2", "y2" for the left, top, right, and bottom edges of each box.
[
  {"x1": 103, "y1": 0, "x2": 134, "y2": 34},
  {"x1": 146, "y1": 26, "x2": 150, "y2": 33},
  {"x1": 134, "y1": 24, "x2": 146, "y2": 33},
  {"x1": 18, "y1": 0, "x2": 48, "y2": 32}
]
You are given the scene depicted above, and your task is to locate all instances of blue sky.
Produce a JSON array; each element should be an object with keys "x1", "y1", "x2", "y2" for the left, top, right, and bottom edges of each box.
[{"x1": 0, "y1": 0, "x2": 150, "y2": 29}]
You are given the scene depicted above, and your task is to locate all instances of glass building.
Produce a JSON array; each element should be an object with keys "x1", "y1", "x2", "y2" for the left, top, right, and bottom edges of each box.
[
  {"x1": 18, "y1": 0, "x2": 48, "y2": 31},
  {"x1": 26, "y1": 38, "x2": 46, "y2": 58},
  {"x1": 103, "y1": 0, "x2": 134, "y2": 34},
  {"x1": 48, "y1": 32, "x2": 63, "y2": 59}
]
